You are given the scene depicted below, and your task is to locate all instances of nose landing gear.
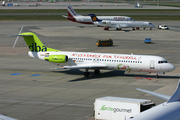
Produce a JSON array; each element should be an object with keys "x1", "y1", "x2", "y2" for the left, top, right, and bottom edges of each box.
[{"x1": 156, "y1": 74, "x2": 159, "y2": 78}]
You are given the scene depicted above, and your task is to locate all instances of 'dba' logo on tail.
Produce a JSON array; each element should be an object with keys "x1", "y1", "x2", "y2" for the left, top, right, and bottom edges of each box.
[{"x1": 29, "y1": 43, "x2": 47, "y2": 52}]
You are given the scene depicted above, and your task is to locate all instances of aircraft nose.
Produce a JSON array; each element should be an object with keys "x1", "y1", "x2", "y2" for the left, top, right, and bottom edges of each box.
[{"x1": 168, "y1": 63, "x2": 175, "y2": 72}]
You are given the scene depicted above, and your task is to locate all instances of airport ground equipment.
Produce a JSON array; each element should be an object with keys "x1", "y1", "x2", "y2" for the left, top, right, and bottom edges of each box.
[
  {"x1": 158, "y1": 24, "x2": 169, "y2": 30},
  {"x1": 96, "y1": 39, "x2": 113, "y2": 47},
  {"x1": 144, "y1": 37, "x2": 151, "y2": 44},
  {"x1": 94, "y1": 96, "x2": 155, "y2": 120}
]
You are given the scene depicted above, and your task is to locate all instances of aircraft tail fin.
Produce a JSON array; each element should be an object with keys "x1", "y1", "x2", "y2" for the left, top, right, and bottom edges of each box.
[
  {"x1": 66, "y1": 4, "x2": 81, "y2": 17},
  {"x1": 167, "y1": 79, "x2": 180, "y2": 103},
  {"x1": 18, "y1": 32, "x2": 60, "y2": 52},
  {"x1": 88, "y1": 14, "x2": 102, "y2": 22}
]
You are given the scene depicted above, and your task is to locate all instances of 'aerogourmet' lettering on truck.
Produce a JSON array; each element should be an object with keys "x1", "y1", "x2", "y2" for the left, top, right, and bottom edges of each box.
[{"x1": 100, "y1": 105, "x2": 132, "y2": 113}]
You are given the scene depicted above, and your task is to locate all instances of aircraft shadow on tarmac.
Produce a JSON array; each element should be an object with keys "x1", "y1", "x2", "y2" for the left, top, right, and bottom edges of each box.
[{"x1": 52, "y1": 70, "x2": 180, "y2": 82}]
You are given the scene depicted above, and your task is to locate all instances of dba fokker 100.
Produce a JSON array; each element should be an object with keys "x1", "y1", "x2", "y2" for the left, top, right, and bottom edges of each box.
[{"x1": 13, "y1": 32, "x2": 175, "y2": 77}]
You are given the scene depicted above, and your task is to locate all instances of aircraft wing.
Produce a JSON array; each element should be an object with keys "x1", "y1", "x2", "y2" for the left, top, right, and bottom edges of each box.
[
  {"x1": 54, "y1": 63, "x2": 107, "y2": 70},
  {"x1": 0, "y1": 114, "x2": 18, "y2": 120},
  {"x1": 118, "y1": 23, "x2": 129, "y2": 28},
  {"x1": 137, "y1": 88, "x2": 171, "y2": 101}
]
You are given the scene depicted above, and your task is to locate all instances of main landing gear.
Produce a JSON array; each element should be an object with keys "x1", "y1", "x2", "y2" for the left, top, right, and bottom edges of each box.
[
  {"x1": 156, "y1": 74, "x2": 159, "y2": 78},
  {"x1": 116, "y1": 28, "x2": 121, "y2": 30},
  {"x1": 84, "y1": 69, "x2": 100, "y2": 77}
]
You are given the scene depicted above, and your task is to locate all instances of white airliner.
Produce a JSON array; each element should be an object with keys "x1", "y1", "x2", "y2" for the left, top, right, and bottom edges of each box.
[
  {"x1": 13, "y1": 32, "x2": 175, "y2": 77},
  {"x1": 88, "y1": 14, "x2": 155, "y2": 30},
  {"x1": 62, "y1": 4, "x2": 134, "y2": 25},
  {"x1": 127, "y1": 79, "x2": 180, "y2": 120}
]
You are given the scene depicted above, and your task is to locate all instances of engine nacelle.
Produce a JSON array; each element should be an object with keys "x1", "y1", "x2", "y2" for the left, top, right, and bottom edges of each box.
[
  {"x1": 44, "y1": 55, "x2": 68, "y2": 63},
  {"x1": 102, "y1": 20, "x2": 111, "y2": 24}
]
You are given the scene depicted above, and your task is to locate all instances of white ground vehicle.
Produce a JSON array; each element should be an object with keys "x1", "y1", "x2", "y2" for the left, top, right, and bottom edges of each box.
[
  {"x1": 158, "y1": 24, "x2": 169, "y2": 30},
  {"x1": 135, "y1": 3, "x2": 143, "y2": 8},
  {"x1": 94, "y1": 96, "x2": 155, "y2": 120}
]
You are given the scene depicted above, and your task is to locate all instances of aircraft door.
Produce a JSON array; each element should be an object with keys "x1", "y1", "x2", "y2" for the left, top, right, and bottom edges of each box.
[{"x1": 150, "y1": 60, "x2": 155, "y2": 69}]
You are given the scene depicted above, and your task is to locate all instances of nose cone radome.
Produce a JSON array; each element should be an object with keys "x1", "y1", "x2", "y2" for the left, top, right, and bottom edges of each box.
[
  {"x1": 166, "y1": 63, "x2": 175, "y2": 72},
  {"x1": 169, "y1": 63, "x2": 175, "y2": 72}
]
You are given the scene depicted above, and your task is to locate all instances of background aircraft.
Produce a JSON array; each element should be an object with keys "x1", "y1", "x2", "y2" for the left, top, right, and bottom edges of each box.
[
  {"x1": 127, "y1": 79, "x2": 180, "y2": 120},
  {"x1": 62, "y1": 4, "x2": 134, "y2": 25},
  {"x1": 88, "y1": 14, "x2": 155, "y2": 30},
  {"x1": 13, "y1": 32, "x2": 175, "y2": 77}
]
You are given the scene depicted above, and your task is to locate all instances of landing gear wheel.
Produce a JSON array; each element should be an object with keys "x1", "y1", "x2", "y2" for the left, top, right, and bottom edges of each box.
[
  {"x1": 144, "y1": 27, "x2": 145, "y2": 30},
  {"x1": 156, "y1": 74, "x2": 159, "y2": 78},
  {"x1": 150, "y1": 28, "x2": 152, "y2": 30},
  {"x1": 132, "y1": 28, "x2": 135, "y2": 30},
  {"x1": 104, "y1": 27, "x2": 109, "y2": 30},
  {"x1": 84, "y1": 72, "x2": 89, "y2": 77},
  {"x1": 94, "y1": 70, "x2": 100, "y2": 75}
]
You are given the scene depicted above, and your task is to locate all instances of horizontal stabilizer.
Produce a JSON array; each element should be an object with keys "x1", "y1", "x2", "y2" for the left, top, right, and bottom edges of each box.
[
  {"x1": 62, "y1": 15, "x2": 68, "y2": 18},
  {"x1": 136, "y1": 88, "x2": 170, "y2": 101},
  {"x1": 8, "y1": 34, "x2": 33, "y2": 37}
]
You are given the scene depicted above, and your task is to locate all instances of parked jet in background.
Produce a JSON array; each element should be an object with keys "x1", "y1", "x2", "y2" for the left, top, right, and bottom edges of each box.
[
  {"x1": 89, "y1": 14, "x2": 155, "y2": 30},
  {"x1": 127, "y1": 79, "x2": 180, "y2": 120},
  {"x1": 12, "y1": 32, "x2": 175, "y2": 77},
  {"x1": 62, "y1": 4, "x2": 134, "y2": 25}
]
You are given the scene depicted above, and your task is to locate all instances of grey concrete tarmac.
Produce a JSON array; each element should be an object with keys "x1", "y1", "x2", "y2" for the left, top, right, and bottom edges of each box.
[{"x1": 0, "y1": 20, "x2": 180, "y2": 120}]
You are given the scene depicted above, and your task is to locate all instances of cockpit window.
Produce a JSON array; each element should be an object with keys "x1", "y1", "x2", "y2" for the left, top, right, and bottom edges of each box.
[
  {"x1": 158, "y1": 61, "x2": 168, "y2": 64},
  {"x1": 149, "y1": 23, "x2": 152, "y2": 25}
]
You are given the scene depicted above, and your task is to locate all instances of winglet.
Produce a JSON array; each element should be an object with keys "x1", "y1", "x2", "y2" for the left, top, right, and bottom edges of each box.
[
  {"x1": 167, "y1": 79, "x2": 180, "y2": 103},
  {"x1": 88, "y1": 14, "x2": 102, "y2": 22}
]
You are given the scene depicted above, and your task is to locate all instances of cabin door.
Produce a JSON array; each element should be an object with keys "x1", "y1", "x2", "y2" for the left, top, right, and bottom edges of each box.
[{"x1": 150, "y1": 60, "x2": 155, "y2": 69}]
